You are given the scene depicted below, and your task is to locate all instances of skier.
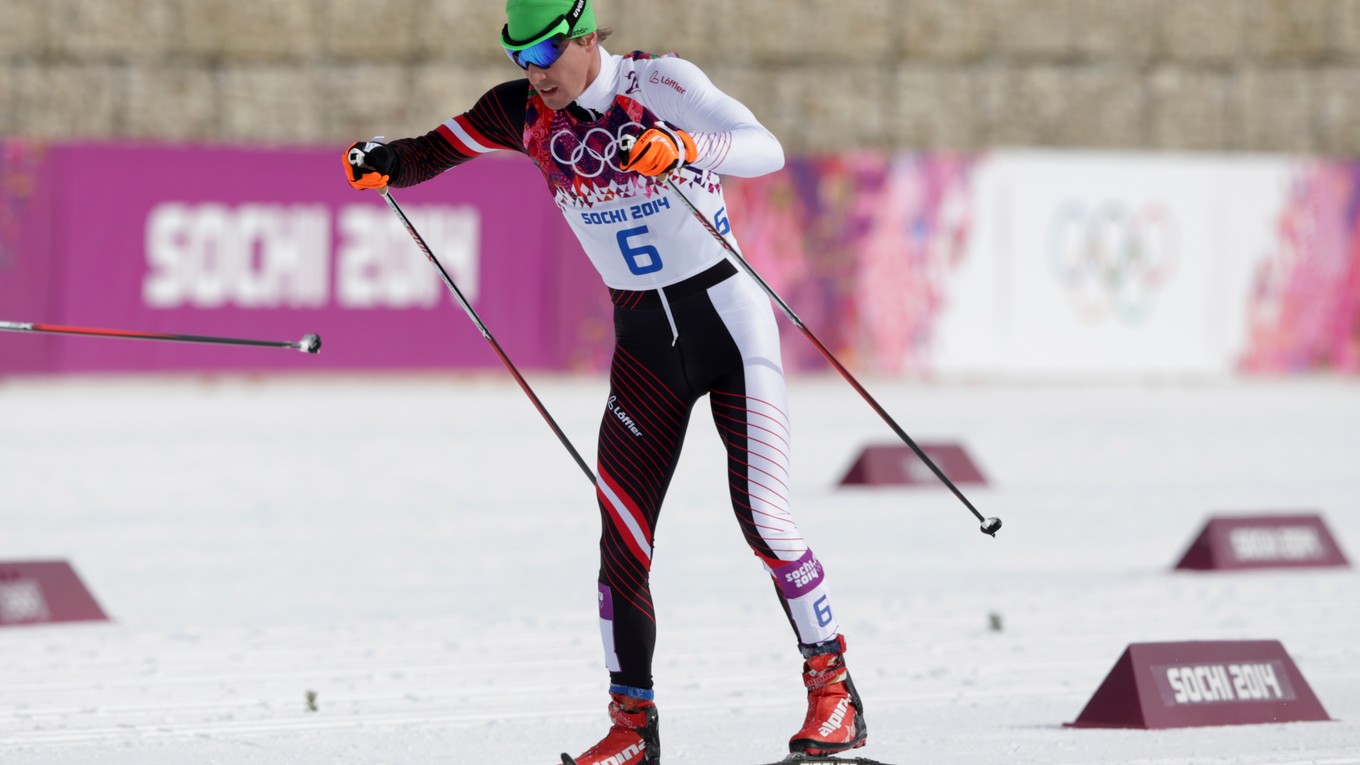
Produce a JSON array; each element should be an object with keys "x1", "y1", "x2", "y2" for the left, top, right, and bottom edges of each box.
[{"x1": 342, "y1": 1, "x2": 866, "y2": 762}]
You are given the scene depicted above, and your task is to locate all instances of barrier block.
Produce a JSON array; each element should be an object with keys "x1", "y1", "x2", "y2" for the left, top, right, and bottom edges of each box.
[
  {"x1": 1067, "y1": 640, "x2": 1330, "y2": 729},
  {"x1": 0, "y1": 560, "x2": 109, "y2": 626},
  {"x1": 838, "y1": 443, "x2": 987, "y2": 487},
  {"x1": 1175, "y1": 514, "x2": 1349, "y2": 571}
]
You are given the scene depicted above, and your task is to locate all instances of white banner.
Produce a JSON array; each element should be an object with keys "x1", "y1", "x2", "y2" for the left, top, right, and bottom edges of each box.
[{"x1": 934, "y1": 151, "x2": 1292, "y2": 378}]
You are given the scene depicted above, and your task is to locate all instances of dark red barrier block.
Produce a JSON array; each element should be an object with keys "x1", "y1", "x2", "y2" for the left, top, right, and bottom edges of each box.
[
  {"x1": 1067, "y1": 640, "x2": 1330, "y2": 729},
  {"x1": 0, "y1": 560, "x2": 109, "y2": 626},
  {"x1": 838, "y1": 443, "x2": 986, "y2": 487},
  {"x1": 1175, "y1": 514, "x2": 1350, "y2": 571}
]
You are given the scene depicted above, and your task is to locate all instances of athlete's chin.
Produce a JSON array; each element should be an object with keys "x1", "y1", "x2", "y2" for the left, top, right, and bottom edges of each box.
[{"x1": 540, "y1": 88, "x2": 572, "y2": 110}]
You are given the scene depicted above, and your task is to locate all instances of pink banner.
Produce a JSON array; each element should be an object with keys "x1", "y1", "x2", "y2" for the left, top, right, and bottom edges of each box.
[
  {"x1": 0, "y1": 143, "x2": 58, "y2": 373},
  {"x1": 1, "y1": 141, "x2": 600, "y2": 374},
  {"x1": 723, "y1": 153, "x2": 976, "y2": 375},
  {"x1": 1242, "y1": 161, "x2": 1360, "y2": 373}
]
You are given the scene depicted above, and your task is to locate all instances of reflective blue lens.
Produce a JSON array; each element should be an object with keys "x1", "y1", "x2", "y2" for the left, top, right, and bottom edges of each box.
[{"x1": 505, "y1": 36, "x2": 566, "y2": 70}]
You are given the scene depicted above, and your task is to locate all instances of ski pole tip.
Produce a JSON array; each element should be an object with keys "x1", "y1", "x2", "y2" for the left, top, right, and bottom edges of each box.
[
  {"x1": 298, "y1": 334, "x2": 322, "y2": 354},
  {"x1": 980, "y1": 516, "x2": 1002, "y2": 537}
]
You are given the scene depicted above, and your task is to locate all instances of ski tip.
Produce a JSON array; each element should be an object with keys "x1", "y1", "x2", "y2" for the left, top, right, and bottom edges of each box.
[{"x1": 561, "y1": 754, "x2": 577, "y2": 765}]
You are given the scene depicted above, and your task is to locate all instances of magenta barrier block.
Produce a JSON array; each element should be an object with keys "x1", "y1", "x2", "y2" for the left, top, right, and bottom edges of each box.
[
  {"x1": 0, "y1": 560, "x2": 109, "y2": 626},
  {"x1": 1175, "y1": 514, "x2": 1350, "y2": 571},
  {"x1": 837, "y1": 443, "x2": 987, "y2": 487},
  {"x1": 1067, "y1": 640, "x2": 1330, "y2": 729}
]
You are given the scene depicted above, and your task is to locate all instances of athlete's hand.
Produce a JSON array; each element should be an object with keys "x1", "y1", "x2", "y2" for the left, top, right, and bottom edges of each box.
[
  {"x1": 621, "y1": 123, "x2": 697, "y2": 178},
  {"x1": 343, "y1": 138, "x2": 395, "y2": 191}
]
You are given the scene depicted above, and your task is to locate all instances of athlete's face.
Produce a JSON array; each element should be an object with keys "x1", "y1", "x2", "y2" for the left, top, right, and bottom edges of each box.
[{"x1": 526, "y1": 33, "x2": 600, "y2": 111}]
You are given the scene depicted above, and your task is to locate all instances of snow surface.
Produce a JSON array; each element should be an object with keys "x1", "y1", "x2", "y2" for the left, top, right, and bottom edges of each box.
[{"x1": 2, "y1": 372, "x2": 1358, "y2": 765}]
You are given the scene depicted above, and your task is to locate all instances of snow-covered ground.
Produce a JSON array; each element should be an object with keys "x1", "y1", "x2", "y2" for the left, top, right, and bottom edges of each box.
[{"x1": 1, "y1": 372, "x2": 1358, "y2": 765}]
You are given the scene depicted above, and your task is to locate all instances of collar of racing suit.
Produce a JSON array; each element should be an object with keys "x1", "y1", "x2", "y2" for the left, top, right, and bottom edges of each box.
[{"x1": 573, "y1": 45, "x2": 618, "y2": 117}]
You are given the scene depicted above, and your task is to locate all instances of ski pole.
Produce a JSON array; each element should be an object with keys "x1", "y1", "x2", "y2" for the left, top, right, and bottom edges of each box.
[
  {"x1": 377, "y1": 188, "x2": 598, "y2": 487},
  {"x1": 655, "y1": 170, "x2": 1001, "y2": 537},
  {"x1": 0, "y1": 321, "x2": 321, "y2": 354}
]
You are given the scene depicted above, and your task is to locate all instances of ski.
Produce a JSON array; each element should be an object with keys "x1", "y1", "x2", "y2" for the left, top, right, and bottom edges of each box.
[
  {"x1": 750, "y1": 751, "x2": 897, "y2": 756},
  {"x1": 563, "y1": 755, "x2": 894, "y2": 765}
]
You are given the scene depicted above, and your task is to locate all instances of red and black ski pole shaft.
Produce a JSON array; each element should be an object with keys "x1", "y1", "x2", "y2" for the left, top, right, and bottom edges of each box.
[
  {"x1": 660, "y1": 173, "x2": 1001, "y2": 537},
  {"x1": 377, "y1": 188, "x2": 598, "y2": 487},
  {"x1": 0, "y1": 321, "x2": 321, "y2": 354}
]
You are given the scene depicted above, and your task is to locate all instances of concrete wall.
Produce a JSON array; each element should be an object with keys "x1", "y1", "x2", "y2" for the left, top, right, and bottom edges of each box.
[{"x1": 3, "y1": 0, "x2": 1360, "y2": 155}]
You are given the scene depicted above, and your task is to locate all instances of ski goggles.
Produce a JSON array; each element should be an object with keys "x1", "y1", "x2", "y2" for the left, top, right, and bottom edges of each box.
[
  {"x1": 501, "y1": 0, "x2": 587, "y2": 70},
  {"x1": 502, "y1": 33, "x2": 568, "y2": 70}
]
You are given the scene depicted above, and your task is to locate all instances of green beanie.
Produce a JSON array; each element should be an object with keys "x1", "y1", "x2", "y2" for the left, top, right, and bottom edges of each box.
[{"x1": 505, "y1": 0, "x2": 596, "y2": 44}]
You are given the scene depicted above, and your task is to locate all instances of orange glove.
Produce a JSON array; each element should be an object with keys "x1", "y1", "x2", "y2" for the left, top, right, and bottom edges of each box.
[
  {"x1": 343, "y1": 139, "x2": 394, "y2": 191},
  {"x1": 621, "y1": 122, "x2": 698, "y2": 177}
]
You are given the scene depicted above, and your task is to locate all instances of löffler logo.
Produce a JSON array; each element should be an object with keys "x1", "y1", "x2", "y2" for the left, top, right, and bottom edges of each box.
[
  {"x1": 606, "y1": 395, "x2": 644, "y2": 437},
  {"x1": 648, "y1": 71, "x2": 686, "y2": 95},
  {"x1": 1047, "y1": 200, "x2": 1179, "y2": 325}
]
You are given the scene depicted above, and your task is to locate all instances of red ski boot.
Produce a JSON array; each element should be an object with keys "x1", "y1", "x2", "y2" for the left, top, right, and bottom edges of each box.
[
  {"x1": 563, "y1": 692, "x2": 659, "y2": 765},
  {"x1": 788, "y1": 636, "x2": 867, "y2": 756}
]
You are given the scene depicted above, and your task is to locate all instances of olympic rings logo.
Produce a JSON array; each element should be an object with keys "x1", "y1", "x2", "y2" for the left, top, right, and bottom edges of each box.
[
  {"x1": 1047, "y1": 200, "x2": 1179, "y2": 325},
  {"x1": 549, "y1": 122, "x2": 647, "y2": 177}
]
